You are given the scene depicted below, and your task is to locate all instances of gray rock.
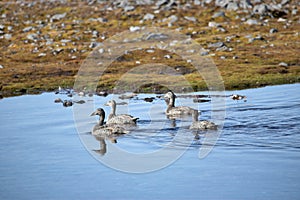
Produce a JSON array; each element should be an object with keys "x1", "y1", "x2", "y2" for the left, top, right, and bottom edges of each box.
[
  {"x1": 239, "y1": 0, "x2": 252, "y2": 9},
  {"x1": 89, "y1": 42, "x2": 101, "y2": 48},
  {"x1": 50, "y1": 13, "x2": 67, "y2": 22},
  {"x1": 145, "y1": 33, "x2": 169, "y2": 40},
  {"x1": 269, "y1": 28, "x2": 278, "y2": 33},
  {"x1": 281, "y1": 0, "x2": 290, "y2": 6},
  {"x1": 124, "y1": 5, "x2": 135, "y2": 12},
  {"x1": 184, "y1": 16, "x2": 197, "y2": 22},
  {"x1": 227, "y1": 2, "x2": 239, "y2": 11},
  {"x1": 143, "y1": 13, "x2": 155, "y2": 20},
  {"x1": 212, "y1": 11, "x2": 225, "y2": 18},
  {"x1": 0, "y1": 25, "x2": 4, "y2": 30},
  {"x1": 200, "y1": 51, "x2": 209, "y2": 56},
  {"x1": 38, "y1": 53, "x2": 46, "y2": 57},
  {"x1": 215, "y1": 0, "x2": 228, "y2": 8},
  {"x1": 216, "y1": 45, "x2": 228, "y2": 51},
  {"x1": 208, "y1": 21, "x2": 221, "y2": 27},
  {"x1": 208, "y1": 41, "x2": 224, "y2": 48},
  {"x1": 168, "y1": 15, "x2": 178, "y2": 23},
  {"x1": 26, "y1": 33, "x2": 38, "y2": 41},
  {"x1": 194, "y1": 0, "x2": 201, "y2": 5},
  {"x1": 245, "y1": 19, "x2": 258, "y2": 25},
  {"x1": 23, "y1": 26, "x2": 33, "y2": 32},
  {"x1": 4, "y1": 34, "x2": 12, "y2": 40},
  {"x1": 253, "y1": 4, "x2": 269, "y2": 15},
  {"x1": 129, "y1": 26, "x2": 141, "y2": 32},
  {"x1": 279, "y1": 62, "x2": 288, "y2": 67}
]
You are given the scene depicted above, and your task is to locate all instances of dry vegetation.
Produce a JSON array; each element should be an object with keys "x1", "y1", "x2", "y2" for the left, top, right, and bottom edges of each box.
[{"x1": 0, "y1": 0, "x2": 299, "y2": 97}]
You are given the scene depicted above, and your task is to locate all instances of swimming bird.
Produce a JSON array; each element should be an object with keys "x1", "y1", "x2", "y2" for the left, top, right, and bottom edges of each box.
[
  {"x1": 164, "y1": 91, "x2": 198, "y2": 117},
  {"x1": 189, "y1": 110, "x2": 217, "y2": 130},
  {"x1": 90, "y1": 108, "x2": 128, "y2": 137},
  {"x1": 105, "y1": 100, "x2": 138, "y2": 125}
]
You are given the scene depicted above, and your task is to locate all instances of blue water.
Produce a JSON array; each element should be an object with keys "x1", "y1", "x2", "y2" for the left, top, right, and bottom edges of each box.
[{"x1": 0, "y1": 84, "x2": 299, "y2": 199}]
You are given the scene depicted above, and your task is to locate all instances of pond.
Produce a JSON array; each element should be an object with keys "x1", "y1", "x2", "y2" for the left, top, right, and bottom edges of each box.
[{"x1": 0, "y1": 84, "x2": 299, "y2": 199}]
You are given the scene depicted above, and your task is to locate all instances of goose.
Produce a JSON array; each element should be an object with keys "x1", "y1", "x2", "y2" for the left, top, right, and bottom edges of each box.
[
  {"x1": 189, "y1": 110, "x2": 217, "y2": 130},
  {"x1": 105, "y1": 100, "x2": 138, "y2": 125},
  {"x1": 164, "y1": 91, "x2": 198, "y2": 117},
  {"x1": 90, "y1": 108, "x2": 128, "y2": 137}
]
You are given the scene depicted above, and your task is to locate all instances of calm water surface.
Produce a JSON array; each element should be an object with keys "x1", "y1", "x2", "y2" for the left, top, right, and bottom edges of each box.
[{"x1": 0, "y1": 84, "x2": 299, "y2": 199}]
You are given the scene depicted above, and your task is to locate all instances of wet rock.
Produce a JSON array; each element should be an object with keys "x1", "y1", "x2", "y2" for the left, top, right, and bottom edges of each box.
[
  {"x1": 96, "y1": 91, "x2": 108, "y2": 97},
  {"x1": 144, "y1": 97, "x2": 155, "y2": 102},
  {"x1": 143, "y1": 13, "x2": 155, "y2": 21},
  {"x1": 184, "y1": 16, "x2": 197, "y2": 22},
  {"x1": 208, "y1": 41, "x2": 224, "y2": 48},
  {"x1": 54, "y1": 98, "x2": 62, "y2": 103},
  {"x1": 279, "y1": 62, "x2": 288, "y2": 67},
  {"x1": 62, "y1": 100, "x2": 73, "y2": 107},
  {"x1": 269, "y1": 28, "x2": 278, "y2": 34},
  {"x1": 50, "y1": 13, "x2": 67, "y2": 22},
  {"x1": 193, "y1": 98, "x2": 211, "y2": 103}
]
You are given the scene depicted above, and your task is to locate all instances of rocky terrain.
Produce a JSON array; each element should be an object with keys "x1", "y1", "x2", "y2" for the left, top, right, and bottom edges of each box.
[{"x1": 0, "y1": 0, "x2": 299, "y2": 97}]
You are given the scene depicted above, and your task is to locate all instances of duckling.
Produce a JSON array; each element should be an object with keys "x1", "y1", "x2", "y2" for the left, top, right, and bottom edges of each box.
[
  {"x1": 105, "y1": 100, "x2": 138, "y2": 125},
  {"x1": 90, "y1": 108, "x2": 128, "y2": 137},
  {"x1": 164, "y1": 91, "x2": 198, "y2": 117},
  {"x1": 189, "y1": 110, "x2": 217, "y2": 130}
]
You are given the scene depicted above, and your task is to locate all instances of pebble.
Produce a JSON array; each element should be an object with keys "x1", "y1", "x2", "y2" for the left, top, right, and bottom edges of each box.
[
  {"x1": 164, "y1": 55, "x2": 172, "y2": 59},
  {"x1": 4, "y1": 34, "x2": 12, "y2": 40},
  {"x1": 129, "y1": 26, "x2": 141, "y2": 32},
  {"x1": 50, "y1": 13, "x2": 67, "y2": 22},
  {"x1": 143, "y1": 13, "x2": 155, "y2": 21},
  {"x1": 23, "y1": 26, "x2": 33, "y2": 32},
  {"x1": 245, "y1": 19, "x2": 258, "y2": 25},
  {"x1": 184, "y1": 16, "x2": 197, "y2": 22},
  {"x1": 38, "y1": 53, "x2": 46, "y2": 57},
  {"x1": 124, "y1": 5, "x2": 135, "y2": 12},
  {"x1": 278, "y1": 62, "x2": 288, "y2": 67},
  {"x1": 208, "y1": 41, "x2": 224, "y2": 48},
  {"x1": 26, "y1": 33, "x2": 39, "y2": 41},
  {"x1": 0, "y1": 65, "x2": 4, "y2": 69},
  {"x1": 269, "y1": 28, "x2": 278, "y2": 34}
]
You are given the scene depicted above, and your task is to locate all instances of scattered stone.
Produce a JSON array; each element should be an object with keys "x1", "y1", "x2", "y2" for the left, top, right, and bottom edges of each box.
[
  {"x1": 208, "y1": 41, "x2": 224, "y2": 48},
  {"x1": 124, "y1": 5, "x2": 135, "y2": 12},
  {"x1": 184, "y1": 16, "x2": 197, "y2": 22},
  {"x1": 26, "y1": 33, "x2": 39, "y2": 41},
  {"x1": 4, "y1": 34, "x2": 12, "y2": 40},
  {"x1": 164, "y1": 54, "x2": 172, "y2": 59},
  {"x1": 96, "y1": 91, "x2": 108, "y2": 97},
  {"x1": 89, "y1": 42, "x2": 100, "y2": 48},
  {"x1": 129, "y1": 26, "x2": 141, "y2": 32},
  {"x1": 23, "y1": 26, "x2": 33, "y2": 32},
  {"x1": 245, "y1": 19, "x2": 258, "y2": 25},
  {"x1": 50, "y1": 13, "x2": 67, "y2": 22},
  {"x1": 146, "y1": 49, "x2": 155, "y2": 53},
  {"x1": 0, "y1": 65, "x2": 4, "y2": 69},
  {"x1": 277, "y1": 18, "x2": 287, "y2": 22},
  {"x1": 216, "y1": 46, "x2": 228, "y2": 51},
  {"x1": 253, "y1": 4, "x2": 269, "y2": 15},
  {"x1": 208, "y1": 22, "x2": 221, "y2": 28},
  {"x1": 269, "y1": 28, "x2": 278, "y2": 34},
  {"x1": 143, "y1": 13, "x2": 155, "y2": 21},
  {"x1": 145, "y1": 33, "x2": 169, "y2": 40},
  {"x1": 278, "y1": 62, "x2": 288, "y2": 67},
  {"x1": 212, "y1": 11, "x2": 225, "y2": 18},
  {"x1": 38, "y1": 53, "x2": 46, "y2": 57},
  {"x1": 226, "y1": 2, "x2": 239, "y2": 11},
  {"x1": 0, "y1": 25, "x2": 4, "y2": 30}
]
